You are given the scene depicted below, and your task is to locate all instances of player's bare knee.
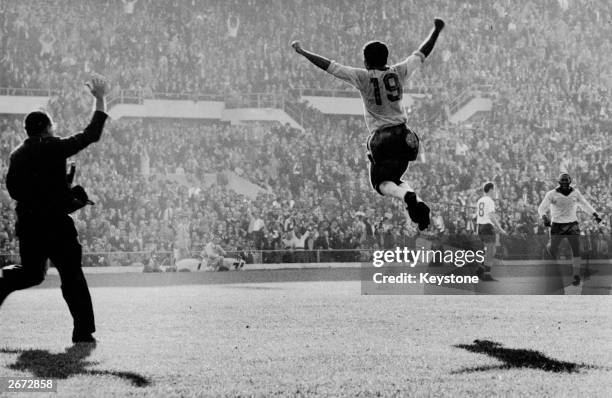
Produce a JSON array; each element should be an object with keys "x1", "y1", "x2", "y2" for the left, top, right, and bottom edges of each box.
[
  {"x1": 379, "y1": 181, "x2": 393, "y2": 190},
  {"x1": 378, "y1": 181, "x2": 395, "y2": 195}
]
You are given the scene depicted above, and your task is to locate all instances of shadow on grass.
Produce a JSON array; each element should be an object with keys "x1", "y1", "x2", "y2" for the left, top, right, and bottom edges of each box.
[
  {"x1": 0, "y1": 344, "x2": 150, "y2": 387},
  {"x1": 452, "y1": 340, "x2": 598, "y2": 374}
]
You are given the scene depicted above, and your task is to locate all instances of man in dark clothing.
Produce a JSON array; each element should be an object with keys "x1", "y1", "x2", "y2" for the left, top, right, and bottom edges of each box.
[
  {"x1": 313, "y1": 229, "x2": 330, "y2": 250},
  {"x1": 0, "y1": 75, "x2": 109, "y2": 344}
]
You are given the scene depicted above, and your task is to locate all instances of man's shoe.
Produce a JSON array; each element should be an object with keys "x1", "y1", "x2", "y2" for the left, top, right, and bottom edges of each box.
[
  {"x1": 72, "y1": 332, "x2": 97, "y2": 344},
  {"x1": 404, "y1": 192, "x2": 430, "y2": 231},
  {"x1": 564, "y1": 276, "x2": 583, "y2": 295}
]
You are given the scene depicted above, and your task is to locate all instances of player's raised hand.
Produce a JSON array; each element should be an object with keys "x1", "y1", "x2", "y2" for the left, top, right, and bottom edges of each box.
[
  {"x1": 85, "y1": 73, "x2": 110, "y2": 99},
  {"x1": 290, "y1": 40, "x2": 303, "y2": 53},
  {"x1": 434, "y1": 18, "x2": 445, "y2": 31}
]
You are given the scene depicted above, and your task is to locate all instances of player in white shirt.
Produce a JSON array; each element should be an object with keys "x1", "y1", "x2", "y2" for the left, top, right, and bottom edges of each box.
[
  {"x1": 538, "y1": 173, "x2": 602, "y2": 286},
  {"x1": 291, "y1": 18, "x2": 445, "y2": 231},
  {"x1": 475, "y1": 182, "x2": 507, "y2": 281}
]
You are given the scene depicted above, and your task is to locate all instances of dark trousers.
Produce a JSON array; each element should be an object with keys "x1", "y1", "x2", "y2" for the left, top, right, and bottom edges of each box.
[{"x1": 0, "y1": 212, "x2": 95, "y2": 335}]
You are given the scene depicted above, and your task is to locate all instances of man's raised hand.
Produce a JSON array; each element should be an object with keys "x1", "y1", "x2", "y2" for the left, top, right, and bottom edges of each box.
[
  {"x1": 291, "y1": 40, "x2": 303, "y2": 53},
  {"x1": 85, "y1": 73, "x2": 110, "y2": 99},
  {"x1": 434, "y1": 18, "x2": 445, "y2": 31}
]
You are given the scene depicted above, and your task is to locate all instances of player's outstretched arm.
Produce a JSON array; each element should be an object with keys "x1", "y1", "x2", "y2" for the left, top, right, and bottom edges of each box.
[
  {"x1": 291, "y1": 41, "x2": 331, "y2": 71},
  {"x1": 576, "y1": 190, "x2": 601, "y2": 223},
  {"x1": 57, "y1": 74, "x2": 110, "y2": 158},
  {"x1": 416, "y1": 18, "x2": 445, "y2": 59}
]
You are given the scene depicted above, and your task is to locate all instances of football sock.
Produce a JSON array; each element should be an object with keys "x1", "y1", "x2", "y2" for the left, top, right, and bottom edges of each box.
[
  {"x1": 399, "y1": 181, "x2": 414, "y2": 192},
  {"x1": 380, "y1": 181, "x2": 411, "y2": 200},
  {"x1": 399, "y1": 182, "x2": 423, "y2": 202},
  {"x1": 572, "y1": 256, "x2": 581, "y2": 278},
  {"x1": 404, "y1": 191, "x2": 417, "y2": 206}
]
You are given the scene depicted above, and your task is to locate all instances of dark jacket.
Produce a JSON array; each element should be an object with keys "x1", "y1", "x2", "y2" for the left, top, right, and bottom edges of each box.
[{"x1": 6, "y1": 111, "x2": 108, "y2": 216}]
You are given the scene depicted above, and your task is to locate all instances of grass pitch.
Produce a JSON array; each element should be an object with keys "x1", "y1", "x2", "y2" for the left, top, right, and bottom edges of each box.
[{"x1": 1, "y1": 273, "x2": 611, "y2": 397}]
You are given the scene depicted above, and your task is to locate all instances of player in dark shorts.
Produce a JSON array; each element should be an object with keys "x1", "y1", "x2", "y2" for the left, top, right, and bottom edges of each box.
[
  {"x1": 291, "y1": 19, "x2": 445, "y2": 230},
  {"x1": 538, "y1": 173, "x2": 602, "y2": 287},
  {"x1": 477, "y1": 224, "x2": 495, "y2": 243},
  {"x1": 366, "y1": 123, "x2": 420, "y2": 208},
  {"x1": 548, "y1": 221, "x2": 581, "y2": 259}
]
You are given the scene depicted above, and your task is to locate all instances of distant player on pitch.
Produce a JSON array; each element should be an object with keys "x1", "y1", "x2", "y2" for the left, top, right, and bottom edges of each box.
[
  {"x1": 475, "y1": 182, "x2": 507, "y2": 281},
  {"x1": 538, "y1": 173, "x2": 602, "y2": 287},
  {"x1": 291, "y1": 18, "x2": 445, "y2": 230}
]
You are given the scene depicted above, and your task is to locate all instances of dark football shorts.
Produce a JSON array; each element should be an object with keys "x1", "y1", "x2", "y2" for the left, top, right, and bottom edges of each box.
[
  {"x1": 477, "y1": 223, "x2": 495, "y2": 243},
  {"x1": 548, "y1": 221, "x2": 581, "y2": 258},
  {"x1": 366, "y1": 124, "x2": 419, "y2": 195}
]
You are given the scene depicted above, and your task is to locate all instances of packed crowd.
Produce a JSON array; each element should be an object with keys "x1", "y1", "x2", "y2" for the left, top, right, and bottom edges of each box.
[
  {"x1": 0, "y1": 0, "x2": 611, "y2": 264},
  {"x1": 0, "y1": 108, "x2": 609, "y2": 263},
  {"x1": 2, "y1": 0, "x2": 612, "y2": 96}
]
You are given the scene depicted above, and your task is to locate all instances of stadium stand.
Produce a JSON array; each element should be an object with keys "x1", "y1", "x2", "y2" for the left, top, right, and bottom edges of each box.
[{"x1": 0, "y1": 0, "x2": 610, "y2": 266}]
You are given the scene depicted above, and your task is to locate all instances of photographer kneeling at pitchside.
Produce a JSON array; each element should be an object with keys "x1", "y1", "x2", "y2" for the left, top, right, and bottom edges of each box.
[{"x1": 0, "y1": 74, "x2": 110, "y2": 344}]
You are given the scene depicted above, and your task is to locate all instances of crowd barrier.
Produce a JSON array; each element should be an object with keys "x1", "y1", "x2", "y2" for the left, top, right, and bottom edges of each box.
[{"x1": 0, "y1": 234, "x2": 609, "y2": 268}]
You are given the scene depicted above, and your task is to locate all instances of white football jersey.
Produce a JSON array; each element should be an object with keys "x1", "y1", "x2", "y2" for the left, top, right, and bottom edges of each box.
[
  {"x1": 476, "y1": 196, "x2": 495, "y2": 225},
  {"x1": 538, "y1": 188, "x2": 596, "y2": 223},
  {"x1": 325, "y1": 53, "x2": 423, "y2": 132}
]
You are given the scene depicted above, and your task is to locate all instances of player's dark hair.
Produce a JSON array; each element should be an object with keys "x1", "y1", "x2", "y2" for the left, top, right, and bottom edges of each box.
[
  {"x1": 483, "y1": 182, "x2": 495, "y2": 193},
  {"x1": 363, "y1": 41, "x2": 388, "y2": 69},
  {"x1": 24, "y1": 111, "x2": 52, "y2": 137},
  {"x1": 558, "y1": 173, "x2": 572, "y2": 184}
]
